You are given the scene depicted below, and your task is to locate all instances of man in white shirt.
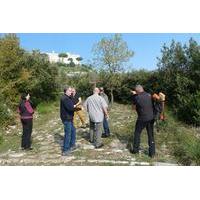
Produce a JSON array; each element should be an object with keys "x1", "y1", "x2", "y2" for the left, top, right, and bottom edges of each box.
[{"x1": 84, "y1": 87, "x2": 108, "y2": 148}]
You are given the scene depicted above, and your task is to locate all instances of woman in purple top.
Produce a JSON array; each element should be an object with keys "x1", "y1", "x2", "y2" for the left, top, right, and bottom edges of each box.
[{"x1": 18, "y1": 93, "x2": 34, "y2": 150}]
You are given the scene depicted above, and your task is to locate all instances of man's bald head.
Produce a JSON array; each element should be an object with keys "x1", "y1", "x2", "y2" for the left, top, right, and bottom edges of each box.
[
  {"x1": 93, "y1": 87, "x2": 100, "y2": 94},
  {"x1": 135, "y1": 85, "x2": 144, "y2": 93}
]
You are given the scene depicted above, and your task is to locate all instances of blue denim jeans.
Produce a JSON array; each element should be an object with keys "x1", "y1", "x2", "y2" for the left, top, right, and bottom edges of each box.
[
  {"x1": 103, "y1": 117, "x2": 110, "y2": 136},
  {"x1": 63, "y1": 121, "x2": 76, "y2": 152}
]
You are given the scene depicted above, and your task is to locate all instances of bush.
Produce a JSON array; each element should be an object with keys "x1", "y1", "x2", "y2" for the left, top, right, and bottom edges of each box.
[
  {"x1": 157, "y1": 39, "x2": 200, "y2": 126},
  {"x1": 176, "y1": 91, "x2": 200, "y2": 126},
  {"x1": 67, "y1": 74, "x2": 93, "y2": 98},
  {"x1": 0, "y1": 94, "x2": 14, "y2": 127},
  {"x1": 173, "y1": 133, "x2": 200, "y2": 165},
  {"x1": 0, "y1": 135, "x2": 3, "y2": 145},
  {"x1": 37, "y1": 101, "x2": 58, "y2": 114}
]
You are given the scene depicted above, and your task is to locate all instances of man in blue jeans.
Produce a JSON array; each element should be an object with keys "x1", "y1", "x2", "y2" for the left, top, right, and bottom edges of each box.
[{"x1": 60, "y1": 86, "x2": 77, "y2": 156}]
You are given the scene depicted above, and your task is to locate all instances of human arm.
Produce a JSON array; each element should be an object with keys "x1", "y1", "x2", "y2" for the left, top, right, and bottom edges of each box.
[
  {"x1": 25, "y1": 101, "x2": 34, "y2": 114},
  {"x1": 101, "y1": 97, "x2": 109, "y2": 118},
  {"x1": 63, "y1": 98, "x2": 74, "y2": 112},
  {"x1": 131, "y1": 91, "x2": 137, "y2": 111}
]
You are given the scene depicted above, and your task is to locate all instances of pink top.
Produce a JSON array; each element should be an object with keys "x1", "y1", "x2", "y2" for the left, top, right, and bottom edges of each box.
[{"x1": 18, "y1": 100, "x2": 34, "y2": 119}]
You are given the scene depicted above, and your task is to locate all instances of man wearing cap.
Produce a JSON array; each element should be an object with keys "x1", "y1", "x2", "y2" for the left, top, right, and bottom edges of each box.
[{"x1": 131, "y1": 85, "x2": 155, "y2": 158}]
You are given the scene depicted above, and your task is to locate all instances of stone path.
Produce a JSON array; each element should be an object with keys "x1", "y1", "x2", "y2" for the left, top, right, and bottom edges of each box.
[{"x1": 0, "y1": 104, "x2": 178, "y2": 166}]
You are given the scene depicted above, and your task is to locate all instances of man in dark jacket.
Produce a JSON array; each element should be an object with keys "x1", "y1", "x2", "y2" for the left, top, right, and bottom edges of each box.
[
  {"x1": 60, "y1": 86, "x2": 76, "y2": 156},
  {"x1": 131, "y1": 85, "x2": 155, "y2": 157}
]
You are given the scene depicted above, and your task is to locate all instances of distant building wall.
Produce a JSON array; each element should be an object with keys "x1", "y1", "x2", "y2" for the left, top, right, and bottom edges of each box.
[{"x1": 46, "y1": 51, "x2": 81, "y2": 65}]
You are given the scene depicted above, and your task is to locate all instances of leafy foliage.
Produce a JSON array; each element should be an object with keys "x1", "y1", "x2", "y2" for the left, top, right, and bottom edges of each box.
[
  {"x1": 0, "y1": 34, "x2": 58, "y2": 126},
  {"x1": 92, "y1": 34, "x2": 134, "y2": 103},
  {"x1": 157, "y1": 38, "x2": 200, "y2": 125}
]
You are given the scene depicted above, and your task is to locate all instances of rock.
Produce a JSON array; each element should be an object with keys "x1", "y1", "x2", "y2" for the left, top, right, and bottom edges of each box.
[
  {"x1": 109, "y1": 139, "x2": 126, "y2": 150},
  {"x1": 105, "y1": 152, "x2": 112, "y2": 155},
  {"x1": 87, "y1": 159, "x2": 99, "y2": 163},
  {"x1": 9, "y1": 153, "x2": 25, "y2": 158},
  {"x1": 130, "y1": 157, "x2": 136, "y2": 162},
  {"x1": 87, "y1": 159, "x2": 129, "y2": 165},
  {"x1": 112, "y1": 149, "x2": 123, "y2": 153},
  {"x1": 82, "y1": 144, "x2": 95, "y2": 150},
  {"x1": 130, "y1": 161, "x2": 150, "y2": 166},
  {"x1": 154, "y1": 162, "x2": 178, "y2": 166},
  {"x1": 0, "y1": 152, "x2": 9, "y2": 157},
  {"x1": 140, "y1": 162, "x2": 150, "y2": 166},
  {"x1": 61, "y1": 156, "x2": 76, "y2": 162},
  {"x1": 39, "y1": 146, "x2": 54, "y2": 151},
  {"x1": 94, "y1": 148, "x2": 104, "y2": 151}
]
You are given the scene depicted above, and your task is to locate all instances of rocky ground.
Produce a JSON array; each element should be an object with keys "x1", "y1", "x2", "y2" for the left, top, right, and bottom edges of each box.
[{"x1": 0, "y1": 103, "x2": 178, "y2": 166}]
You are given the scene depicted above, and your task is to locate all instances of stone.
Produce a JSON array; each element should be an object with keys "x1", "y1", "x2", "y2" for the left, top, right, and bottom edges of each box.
[
  {"x1": 9, "y1": 153, "x2": 25, "y2": 158},
  {"x1": 82, "y1": 144, "x2": 95, "y2": 150},
  {"x1": 109, "y1": 139, "x2": 126, "y2": 150},
  {"x1": 154, "y1": 162, "x2": 178, "y2": 166},
  {"x1": 112, "y1": 149, "x2": 123, "y2": 153},
  {"x1": 130, "y1": 161, "x2": 150, "y2": 166},
  {"x1": 94, "y1": 148, "x2": 104, "y2": 151}
]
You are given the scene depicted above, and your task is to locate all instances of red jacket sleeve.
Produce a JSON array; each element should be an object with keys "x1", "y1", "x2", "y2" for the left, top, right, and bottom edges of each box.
[{"x1": 25, "y1": 101, "x2": 34, "y2": 114}]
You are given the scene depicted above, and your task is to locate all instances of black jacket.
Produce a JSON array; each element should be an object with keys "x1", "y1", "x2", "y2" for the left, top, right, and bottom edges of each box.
[
  {"x1": 60, "y1": 94, "x2": 74, "y2": 122},
  {"x1": 132, "y1": 92, "x2": 154, "y2": 121}
]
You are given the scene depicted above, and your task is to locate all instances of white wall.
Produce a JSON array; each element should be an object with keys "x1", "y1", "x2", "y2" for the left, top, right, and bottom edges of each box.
[{"x1": 46, "y1": 51, "x2": 81, "y2": 65}]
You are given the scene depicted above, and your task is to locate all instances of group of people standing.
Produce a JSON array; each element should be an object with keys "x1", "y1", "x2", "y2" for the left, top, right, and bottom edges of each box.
[
  {"x1": 18, "y1": 84, "x2": 165, "y2": 159},
  {"x1": 60, "y1": 86, "x2": 110, "y2": 156}
]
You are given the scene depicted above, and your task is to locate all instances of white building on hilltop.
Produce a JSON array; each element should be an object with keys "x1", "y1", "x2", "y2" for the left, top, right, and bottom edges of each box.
[{"x1": 45, "y1": 51, "x2": 82, "y2": 65}]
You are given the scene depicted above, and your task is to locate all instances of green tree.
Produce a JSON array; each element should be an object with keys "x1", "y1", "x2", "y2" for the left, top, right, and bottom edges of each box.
[
  {"x1": 92, "y1": 33, "x2": 134, "y2": 104},
  {"x1": 157, "y1": 38, "x2": 200, "y2": 125},
  {"x1": 0, "y1": 33, "x2": 25, "y2": 106},
  {"x1": 58, "y1": 52, "x2": 68, "y2": 63},
  {"x1": 15, "y1": 50, "x2": 58, "y2": 106},
  {"x1": 76, "y1": 57, "x2": 83, "y2": 62}
]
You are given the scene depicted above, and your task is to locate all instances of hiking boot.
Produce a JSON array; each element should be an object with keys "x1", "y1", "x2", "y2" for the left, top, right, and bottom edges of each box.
[
  {"x1": 70, "y1": 145, "x2": 79, "y2": 151},
  {"x1": 95, "y1": 144, "x2": 104, "y2": 149},
  {"x1": 23, "y1": 147, "x2": 33, "y2": 151},
  {"x1": 102, "y1": 134, "x2": 110, "y2": 138},
  {"x1": 62, "y1": 151, "x2": 71, "y2": 156}
]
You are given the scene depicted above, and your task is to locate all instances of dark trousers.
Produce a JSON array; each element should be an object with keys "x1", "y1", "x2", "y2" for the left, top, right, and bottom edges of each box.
[
  {"x1": 21, "y1": 119, "x2": 33, "y2": 149},
  {"x1": 133, "y1": 119, "x2": 155, "y2": 157}
]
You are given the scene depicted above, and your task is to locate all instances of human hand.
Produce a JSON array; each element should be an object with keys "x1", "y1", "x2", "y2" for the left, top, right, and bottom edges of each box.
[
  {"x1": 105, "y1": 114, "x2": 109, "y2": 119},
  {"x1": 131, "y1": 90, "x2": 137, "y2": 95}
]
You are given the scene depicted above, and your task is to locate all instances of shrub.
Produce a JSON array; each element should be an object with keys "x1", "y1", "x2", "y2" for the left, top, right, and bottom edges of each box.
[
  {"x1": 173, "y1": 132, "x2": 200, "y2": 165},
  {"x1": 0, "y1": 134, "x2": 3, "y2": 145},
  {"x1": 36, "y1": 101, "x2": 59, "y2": 114},
  {"x1": 0, "y1": 94, "x2": 14, "y2": 127}
]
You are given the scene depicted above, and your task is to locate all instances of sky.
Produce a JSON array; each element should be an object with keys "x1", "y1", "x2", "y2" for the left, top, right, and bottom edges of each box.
[{"x1": 16, "y1": 33, "x2": 200, "y2": 70}]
